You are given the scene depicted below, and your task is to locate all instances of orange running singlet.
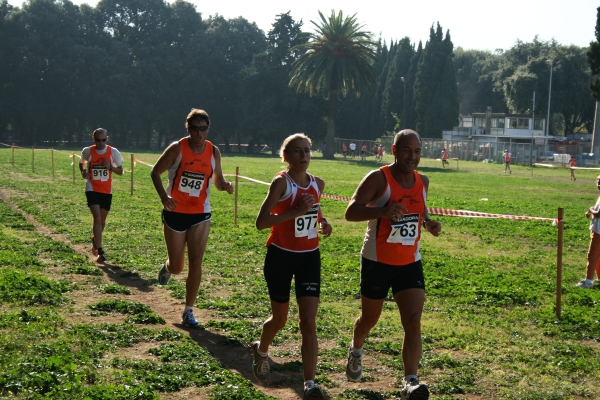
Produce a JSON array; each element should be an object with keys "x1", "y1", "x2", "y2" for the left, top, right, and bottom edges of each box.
[
  {"x1": 361, "y1": 167, "x2": 427, "y2": 266},
  {"x1": 87, "y1": 146, "x2": 114, "y2": 194},
  {"x1": 166, "y1": 139, "x2": 215, "y2": 214},
  {"x1": 266, "y1": 172, "x2": 322, "y2": 253}
]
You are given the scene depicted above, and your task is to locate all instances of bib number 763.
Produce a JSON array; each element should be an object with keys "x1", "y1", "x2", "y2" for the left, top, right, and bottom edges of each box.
[{"x1": 387, "y1": 213, "x2": 419, "y2": 245}]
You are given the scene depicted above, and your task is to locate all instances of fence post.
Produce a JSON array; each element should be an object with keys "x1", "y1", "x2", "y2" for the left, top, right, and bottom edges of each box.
[
  {"x1": 51, "y1": 149, "x2": 55, "y2": 180},
  {"x1": 11, "y1": 145, "x2": 14, "y2": 166},
  {"x1": 130, "y1": 154, "x2": 134, "y2": 196},
  {"x1": 32, "y1": 147, "x2": 34, "y2": 173},
  {"x1": 72, "y1": 153, "x2": 76, "y2": 184},
  {"x1": 234, "y1": 166, "x2": 239, "y2": 226},
  {"x1": 556, "y1": 207, "x2": 564, "y2": 319}
]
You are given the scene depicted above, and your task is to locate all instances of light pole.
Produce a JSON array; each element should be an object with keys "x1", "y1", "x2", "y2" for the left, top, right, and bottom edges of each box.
[
  {"x1": 400, "y1": 77, "x2": 406, "y2": 129},
  {"x1": 546, "y1": 60, "x2": 553, "y2": 137}
]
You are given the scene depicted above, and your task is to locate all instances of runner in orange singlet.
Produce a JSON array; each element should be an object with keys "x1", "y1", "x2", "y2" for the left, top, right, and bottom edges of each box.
[
  {"x1": 150, "y1": 109, "x2": 233, "y2": 328},
  {"x1": 503, "y1": 150, "x2": 512, "y2": 174},
  {"x1": 569, "y1": 156, "x2": 577, "y2": 181},
  {"x1": 79, "y1": 128, "x2": 124, "y2": 263},
  {"x1": 251, "y1": 134, "x2": 332, "y2": 399},
  {"x1": 344, "y1": 129, "x2": 441, "y2": 400}
]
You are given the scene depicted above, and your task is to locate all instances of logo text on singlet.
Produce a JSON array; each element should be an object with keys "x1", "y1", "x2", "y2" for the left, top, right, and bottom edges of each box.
[
  {"x1": 295, "y1": 203, "x2": 319, "y2": 239},
  {"x1": 387, "y1": 213, "x2": 419, "y2": 245},
  {"x1": 91, "y1": 164, "x2": 109, "y2": 181},
  {"x1": 178, "y1": 171, "x2": 205, "y2": 197}
]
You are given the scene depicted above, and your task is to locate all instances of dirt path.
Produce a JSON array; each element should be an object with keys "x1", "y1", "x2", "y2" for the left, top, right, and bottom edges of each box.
[{"x1": 0, "y1": 188, "x2": 402, "y2": 400}]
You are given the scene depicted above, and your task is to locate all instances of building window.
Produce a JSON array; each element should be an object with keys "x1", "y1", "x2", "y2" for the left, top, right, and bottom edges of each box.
[
  {"x1": 534, "y1": 119, "x2": 543, "y2": 130},
  {"x1": 491, "y1": 118, "x2": 505, "y2": 128},
  {"x1": 474, "y1": 117, "x2": 485, "y2": 127},
  {"x1": 508, "y1": 118, "x2": 529, "y2": 129}
]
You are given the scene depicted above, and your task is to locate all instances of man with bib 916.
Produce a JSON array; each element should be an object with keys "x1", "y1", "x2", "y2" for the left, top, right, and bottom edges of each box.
[
  {"x1": 79, "y1": 128, "x2": 124, "y2": 263},
  {"x1": 344, "y1": 129, "x2": 441, "y2": 400},
  {"x1": 150, "y1": 108, "x2": 233, "y2": 328}
]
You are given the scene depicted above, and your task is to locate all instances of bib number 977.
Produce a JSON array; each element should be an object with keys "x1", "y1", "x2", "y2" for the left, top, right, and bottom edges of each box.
[{"x1": 295, "y1": 203, "x2": 319, "y2": 239}]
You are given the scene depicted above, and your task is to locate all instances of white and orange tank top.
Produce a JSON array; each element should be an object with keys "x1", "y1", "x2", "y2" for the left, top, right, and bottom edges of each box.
[
  {"x1": 87, "y1": 146, "x2": 114, "y2": 194},
  {"x1": 266, "y1": 171, "x2": 322, "y2": 253},
  {"x1": 570, "y1": 158, "x2": 576, "y2": 167},
  {"x1": 361, "y1": 166, "x2": 427, "y2": 266},
  {"x1": 166, "y1": 138, "x2": 215, "y2": 214}
]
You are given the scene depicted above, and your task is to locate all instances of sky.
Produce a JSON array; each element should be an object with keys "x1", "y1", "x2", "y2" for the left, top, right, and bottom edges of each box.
[{"x1": 6, "y1": 0, "x2": 599, "y2": 51}]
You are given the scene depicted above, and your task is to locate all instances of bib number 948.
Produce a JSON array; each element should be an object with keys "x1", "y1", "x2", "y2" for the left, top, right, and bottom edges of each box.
[{"x1": 178, "y1": 171, "x2": 205, "y2": 197}]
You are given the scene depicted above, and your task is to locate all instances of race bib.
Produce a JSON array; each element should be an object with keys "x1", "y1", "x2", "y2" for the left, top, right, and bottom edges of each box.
[
  {"x1": 91, "y1": 165, "x2": 109, "y2": 181},
  {"x1": 295, "y1": 203, "x2": 319, "y2": 239},
  {"x1": 387, "y1": 213, "x2": 419, "y2": 245},
  {"x1": 178, "y1": 171, "x2": 205, "y2": 197}
]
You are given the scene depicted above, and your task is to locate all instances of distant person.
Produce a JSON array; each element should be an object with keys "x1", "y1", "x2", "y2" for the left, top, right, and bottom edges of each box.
[
  {"x1": 378, "y1": 144, "x2": 384, "y2": 163},
  {"x1": 373, "y1": 144, "x2": 380, "y2": 162},
  {"x1": 79, "y1": 128, "x2": 124, "y2": 263},
  {"x1": 321, "y1": 142, "x2": 326, "y2": 155},
  {"x1": 577, "y1": 175, "x2": 600, "y2": 288},
  {"x1": 344, "y1": 129, "x2": 441, "y2": 399},
  {"x1": 342, "y1": 142, "x2": 348, "y2": 159},
  {"x1": 150, "y1": 108, "x2": 233, "y2": 328},
  {"x1": 361, "y1": 142, "x2": 367, "y2": 160},
  {"x1": 350, "y1": 141, "x2": 356, "y2": 158},
  {"x1": 569, "y1": 156, "x2": 577, "y2": 181},
  {"x1": 252, "y1": 133, "x2": 332, "y2": 400},
  {"x1": 442, "y1": 148, "x2": 449, "y2": 168},
  {"x1": 503, "y1": 150, "x2": 512, "y2": 174}
]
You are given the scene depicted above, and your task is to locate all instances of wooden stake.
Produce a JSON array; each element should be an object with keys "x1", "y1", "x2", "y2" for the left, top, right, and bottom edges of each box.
[
  {"x1": 234, "y1": 166, "x2": 239, "y2": 226},
  {"x1": 32, "y1": 147, "x2": 34, "y2": 173},
  {"x1": 11, "y1": 146, "x2": 14, "y2": 166},
  {"x1": 51, "y1": 149, "x2": 55, "y2": 180},
  {"x1": 72, "y1": 153, "x2": 76, "y2": 184},
  {"x1": 556, "y1": 207, "x2": 564, "y2": 318},
  {"x1": 131, "y1": 154, "x2": 134, "y2": 196}
]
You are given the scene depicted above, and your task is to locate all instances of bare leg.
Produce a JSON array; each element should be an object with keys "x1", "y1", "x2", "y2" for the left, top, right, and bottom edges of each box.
[
  {"x1": 258, "y1": 300, "x2": 289, "y2": 353},
  {"x1": 394, "y1": 288, "x2": 425, "y2": 376},
  {"x1": 586, "y1": 231, "x2": 600, "y2": 280},
  {"x1": 297, "y1": 296, "x2": 319, "y2": 381},
  {"x1": 185, "y1": 221, "x2": 210, "y2": 307},
  {"x1": 352, "y1": 295, "x2": 384, "y2": 349},
  {"x1": 90, "y1": 205, "x2": 109, "y2": 248}
]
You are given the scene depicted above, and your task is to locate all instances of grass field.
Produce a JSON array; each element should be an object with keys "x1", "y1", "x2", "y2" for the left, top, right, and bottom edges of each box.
[{"x1": 1, "y1": 145, "x2": 599, "y2": 399}]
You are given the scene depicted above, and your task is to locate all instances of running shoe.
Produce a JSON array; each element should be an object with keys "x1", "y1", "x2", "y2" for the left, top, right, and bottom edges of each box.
[
  {"x1": 91, "y1": 236, "x2": 98, "y2": 256},
  {"x1": 182, "y1": 309, "x2": 199, "y2": 328},
  {"x1": 345, "y1": 344, "x2": 362, "y2": 382},
  {"x1": 400, "y1": 378, "x2": 429, "y2": 400},
  {"x1": 96, "y1": 248, "x2": 106, "y2": 263},
  {"x1": 576, "y1": 279, "x2": 594, "y2": 288},
  {"x1": 303, "y1": 385, "x2": 325, "y2": 400},
  {"x1": 250, "y1": 341, "x2": 270, "y2": 383},
  {"x1": 158, "y1": 263, "x2": 171, "y2": 285}
]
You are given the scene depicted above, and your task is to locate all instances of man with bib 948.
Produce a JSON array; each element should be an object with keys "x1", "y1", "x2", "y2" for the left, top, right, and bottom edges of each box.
[
  {"x1": 344, "y1": 129, "x2": 441, "y2": 400},
  {"x1": 150, "y1": 108, "x2": 233, "y2": 328},
  {"x1": 79, "y1": 128, "x2": 124, "y2": 263}
]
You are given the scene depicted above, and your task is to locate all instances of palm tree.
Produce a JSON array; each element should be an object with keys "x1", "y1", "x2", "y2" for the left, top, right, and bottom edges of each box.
[{"x1": 289, "y1": 10, "x2": 379, "y2": 159}]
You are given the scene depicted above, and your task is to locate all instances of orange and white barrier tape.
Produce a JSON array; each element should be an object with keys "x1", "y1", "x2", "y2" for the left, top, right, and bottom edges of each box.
[{"x1": 426, "y1": 207, "x2": 557, "y2": 223}]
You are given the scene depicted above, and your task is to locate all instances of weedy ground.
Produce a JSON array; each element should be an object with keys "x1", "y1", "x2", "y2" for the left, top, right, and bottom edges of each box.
[{"x1": 0, "y1": 147, "x2": 599, "y2": 399}]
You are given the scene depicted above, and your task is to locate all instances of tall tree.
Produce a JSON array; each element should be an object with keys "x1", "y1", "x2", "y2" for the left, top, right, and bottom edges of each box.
[
  {"x1": 414, "y1": 23, "x2": 458, "y2": 138},
  {"x1": 381, "y1": 37, "x2": 414, "y2": 133},
  {"x1": 289, "y1": 10, "x2": 378, "y2": 158},
  {"x1": 588, "y1": 6, "x2": 600, "y2": 101}
]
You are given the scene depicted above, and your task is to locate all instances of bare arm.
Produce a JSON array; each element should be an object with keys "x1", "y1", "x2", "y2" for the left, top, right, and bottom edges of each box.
[
  {"x1": 150, "y1": 142, "x2": 180, "y2": 211},
  {"x1": 420, "y1": 174, "x2": 441, "y2": 237},
  {"x1": 315, "y1": 177, "x2": 332, "y2": 237},
  {"x1": 211, "y1": 146, "x2": 233, "y2": 194},
  {"x1": 345, "y1": 170, "x2": 406, "y2": 222},
  {"x1": 255, "y1": 175, "x2": 314, "y2": 230}
]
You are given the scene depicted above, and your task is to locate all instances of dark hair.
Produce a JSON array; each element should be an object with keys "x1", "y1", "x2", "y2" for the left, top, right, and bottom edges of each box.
[
  {"x1": 393, "y1": 129, "x2": 421, "y2": 146},
  {"x1": 186, "y1": 109, "x2": 210, "y2": 129},
  {"x1": 92, "y1": 128, "x2": 107, "y2": 138}
]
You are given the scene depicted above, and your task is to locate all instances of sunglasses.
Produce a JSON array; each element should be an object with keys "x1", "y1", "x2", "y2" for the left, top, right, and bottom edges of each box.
[
  {"x1": 95, "y1": 138, "x2": 107, "y2": 142},
  {"x1": 188, "y1": 125, "x2": 209, "y2": 132}
]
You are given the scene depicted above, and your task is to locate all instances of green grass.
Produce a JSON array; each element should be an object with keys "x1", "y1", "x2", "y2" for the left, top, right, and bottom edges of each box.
[{"x1": 1, "y1": 146, "x2": 599, "y2": 399}]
